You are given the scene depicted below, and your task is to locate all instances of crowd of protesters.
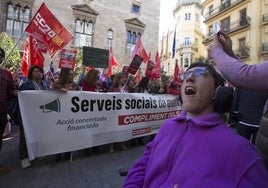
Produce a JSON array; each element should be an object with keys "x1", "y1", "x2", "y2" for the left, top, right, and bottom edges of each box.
[
  {"x1": 1, "y1": 38, "x2": 268, "y2": 187},
  {"x1": 0, "y1": 48, "x2": 181, "y2": 172}
]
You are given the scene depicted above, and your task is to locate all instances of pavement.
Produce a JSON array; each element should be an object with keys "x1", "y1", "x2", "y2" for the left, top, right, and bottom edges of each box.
[{"x1": 0, "y1": 125, "x2": 146, "y2": 188}]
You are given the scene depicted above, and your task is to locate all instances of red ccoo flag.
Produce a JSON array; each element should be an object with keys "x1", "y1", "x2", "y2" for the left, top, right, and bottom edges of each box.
[{"x1": 25, "y1": 3, "x2": 73, "y2": 57}]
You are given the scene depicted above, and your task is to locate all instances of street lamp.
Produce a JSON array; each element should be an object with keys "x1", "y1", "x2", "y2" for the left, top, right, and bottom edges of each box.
[
  {"x1": 107, "y1": 28, "x2": 113, "y2": 49},
  {"x1": 107, "y1": 28, "x2": 113, "y2": 40}
]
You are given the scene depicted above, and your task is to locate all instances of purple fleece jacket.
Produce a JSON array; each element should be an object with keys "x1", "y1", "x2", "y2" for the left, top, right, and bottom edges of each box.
[
  {"x1": 210, "y1": 41, "x2": 268, "y2": 90},
  {"x1": 123, "y1": 110, "x2": 268, "y2": 188}
]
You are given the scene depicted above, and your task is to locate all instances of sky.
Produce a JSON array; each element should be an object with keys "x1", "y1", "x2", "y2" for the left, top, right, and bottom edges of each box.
[
  {"x1": 159, "y1": 0, "x2": 205, "y2": 38},
  {"x1": 159, "y1": 0, "x2": 177, "y2": 38}
]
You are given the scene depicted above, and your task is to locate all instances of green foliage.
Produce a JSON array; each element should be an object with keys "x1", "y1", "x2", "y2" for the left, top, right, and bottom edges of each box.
[
  {"x1": 0, "y1": 32, "x2": 21, "y2": 69},
  {"x1": 74, "y1": 48, "x2": 83, "y2": 78}
]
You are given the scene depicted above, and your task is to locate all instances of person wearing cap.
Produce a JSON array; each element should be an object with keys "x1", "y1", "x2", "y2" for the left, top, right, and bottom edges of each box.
[
  {"x1": 0, "y1": 47, "x2": 17, "y2": 173},
  {"x1": 210, "y1": 31, "x2": 268, "y2": 169},
  {"x1": 123, "y1": 62, "x2": 268, "y2": 187}
]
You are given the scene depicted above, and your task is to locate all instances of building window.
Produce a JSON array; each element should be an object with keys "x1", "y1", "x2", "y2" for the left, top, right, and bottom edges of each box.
[
  {"x1": 184, "y1": 37, "x2": 190, "y2": 46},
  {"x1": 208, "y1": 25, "x2": 213, "y2": 36},
  {"x1": 132, "y1": 4, "x2": 140, "y2": 13},
  {"x1": 220, "y1": 17, "x2": 230, "y2": 33},
  {"x1": 6, "y1": 3, "x2": 30, "y2": 37},
  {"x1": 239, "y1": 8, "x2": 248, "y2": 26},
  {"x1": 238, "y1": 37, "x2": 248, "y2": 57},
  {"x1": 209, "y1": 5, "x2": 213, "y2": 16},
  {"x1": 74, "y1": 18, "x2": 93, "y2": 47},
  {"x1": 185, "y1": 13, "x2": 191, "y2": 21},
  {"x1": 126, "y1": 30, "x2": 141, "y2": 55},
  {"x1": 221, "y1": 0, "x2": 231, "y2": 6},
  {"x1": 184, "y1": 53, "x2": 191, "y2": 68},
  {"x1": 239, "y1": 38, "x2": 246, "y2": 50},
  {"x1": 221, "y1": 0, "x2": 231, "y2": 10},
  {"x1": 184, "y1": 58, "x2": 189, "y2": 67}
]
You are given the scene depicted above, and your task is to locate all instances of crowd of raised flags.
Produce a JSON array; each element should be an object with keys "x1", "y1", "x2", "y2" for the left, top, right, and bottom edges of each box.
[{"x1": 16, "y1": 2, "x2": 182, "y2": 84}]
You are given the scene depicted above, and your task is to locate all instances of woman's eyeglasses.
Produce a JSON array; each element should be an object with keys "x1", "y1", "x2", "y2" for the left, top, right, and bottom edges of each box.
[{"x1": 180, "y1": 67, "x2": 208, "y2": 81}]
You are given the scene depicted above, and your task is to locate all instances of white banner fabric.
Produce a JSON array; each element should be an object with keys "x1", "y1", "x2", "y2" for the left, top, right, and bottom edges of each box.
[{"x1": 18, "y1": 91, "x2": 182, "y2": 160}]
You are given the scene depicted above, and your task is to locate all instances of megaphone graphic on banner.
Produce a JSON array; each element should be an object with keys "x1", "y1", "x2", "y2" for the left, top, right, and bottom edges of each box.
[{"x1": 39, "y1": 98, "x2": 61, "y2": 113}]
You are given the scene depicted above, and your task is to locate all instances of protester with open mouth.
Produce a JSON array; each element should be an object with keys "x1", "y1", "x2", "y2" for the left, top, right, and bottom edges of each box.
[{"x1": 123, "y1": 62, "x2": 268, "y2": 188}]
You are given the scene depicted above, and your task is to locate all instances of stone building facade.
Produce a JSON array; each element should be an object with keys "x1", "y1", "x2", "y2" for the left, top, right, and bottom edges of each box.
[{"x1": 0, "y1": 0, "x2": 160, "y2": 71}]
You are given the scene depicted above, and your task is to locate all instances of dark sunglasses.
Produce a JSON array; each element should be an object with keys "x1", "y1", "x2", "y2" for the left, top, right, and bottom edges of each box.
[{"x1": 180, "y1": 67, "x2": 208, "y2": 81}]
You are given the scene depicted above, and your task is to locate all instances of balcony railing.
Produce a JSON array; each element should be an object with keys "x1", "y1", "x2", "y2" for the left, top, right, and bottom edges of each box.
[
  {"x1": 203, "y1": 17, "x2": 251, "y2": 44},
  {"x1": 179, "y1": 42, "x2": 198, "y2": 52},
  {"x1": 219, "y1": 1, "x2": 231, "y2": 12},
  {"x1": 204, "y1": 0, "x2": 245, "y2": 22},
  {"x1": 234, "y1": 48, "x2": 249, "y2": 59}
]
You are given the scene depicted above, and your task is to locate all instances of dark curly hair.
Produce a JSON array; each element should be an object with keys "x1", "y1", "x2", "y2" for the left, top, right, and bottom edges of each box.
[{"x1": 27, "y1": 65, "x2": 44, "y2": 80}]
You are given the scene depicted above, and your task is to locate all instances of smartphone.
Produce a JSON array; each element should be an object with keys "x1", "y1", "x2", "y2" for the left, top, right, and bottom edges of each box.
[{"x1": 214, "y1": 22, "x2": 220, "y2": 34}]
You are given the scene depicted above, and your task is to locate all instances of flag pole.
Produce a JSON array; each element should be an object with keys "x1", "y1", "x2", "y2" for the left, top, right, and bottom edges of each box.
[
  {"x1": 0, "y1": 30, "x2": 26, "y2": 68},
  {"x1": 123, "y1": 73, "x2": 131, "y2": 89},
  {"x1": 48, "y1": 60, "x2": 55, "y2": 81}
]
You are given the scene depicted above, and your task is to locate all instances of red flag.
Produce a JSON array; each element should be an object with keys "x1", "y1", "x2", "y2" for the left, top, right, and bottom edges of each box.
[
  {"x1": 145, "y1": 52, "x2": 155, "y2": 78},
  {"x1": 29, "y1": 35, "x2": 45, "y2": 68},
  {"x1": 107, "y1": 47, "x2": 120, "y2": 77},
  {"x1": 131, "y1": 36, "x2": 149, "y2": 63},
  {"x1": 109, "y1": 47, "x2": 120, "y2": 67},
  {"x1": 21, "y1": 41, "x2": 30, "y2": 76},
  {"x1": 25, "y1": 3, "x2": 73, "y2": 57},
  {"x1": 174, "y1": 59, "x2": 180, "y2": 82},
  {"x1": 150, "y1": 51, "x2": 161, "y2": 79}
]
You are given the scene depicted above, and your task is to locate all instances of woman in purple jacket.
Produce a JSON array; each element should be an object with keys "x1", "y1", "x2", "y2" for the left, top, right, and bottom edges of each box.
[
  {"x1": 210, "y1": 31, "x2": 268, "y2": 169},
  {"x1": 123, "y1": 62, "x2": 268, "y2": 188}
]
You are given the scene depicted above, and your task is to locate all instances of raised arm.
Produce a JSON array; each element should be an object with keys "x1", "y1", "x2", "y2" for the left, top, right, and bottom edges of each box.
[{"x1": 210, "y1": 32, "x2": 268, "y2": 90}]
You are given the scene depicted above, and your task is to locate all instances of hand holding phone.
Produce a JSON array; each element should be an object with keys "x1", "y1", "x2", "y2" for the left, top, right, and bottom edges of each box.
[
  {"x1": 216, "y1": 31, "x2": 237, "y2": 59},
  {"x1": 217, "y1": 31, "x2": 226, "y2": 42}
]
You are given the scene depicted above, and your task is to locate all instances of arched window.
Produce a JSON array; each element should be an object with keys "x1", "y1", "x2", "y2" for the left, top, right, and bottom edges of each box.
[
  {"x1": 85, "y1": 21, "x2": 93, "y2": 35},
  {"x1": 132, "y1": 31, "x2": 137, "y2": 44},
  {"x1": 74, "y1": 18, "x2": 93, "y2": 47},
  {"x1": 126, "y1": 30, "x2": 141, "y2": 55},
  {"x1": 127, "y1": 30, "x2": 132, "y2": 43}
]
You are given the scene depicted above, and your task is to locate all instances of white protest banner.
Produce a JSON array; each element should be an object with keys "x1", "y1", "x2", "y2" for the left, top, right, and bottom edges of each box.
[{"x1": 18, "y1": 91, "x2": 182, "y2": 160}]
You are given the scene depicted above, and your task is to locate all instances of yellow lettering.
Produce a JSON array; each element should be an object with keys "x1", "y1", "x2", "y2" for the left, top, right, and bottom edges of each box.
[{"x1": 52, "y1": 35, "x2": 64, "y2": 46}]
